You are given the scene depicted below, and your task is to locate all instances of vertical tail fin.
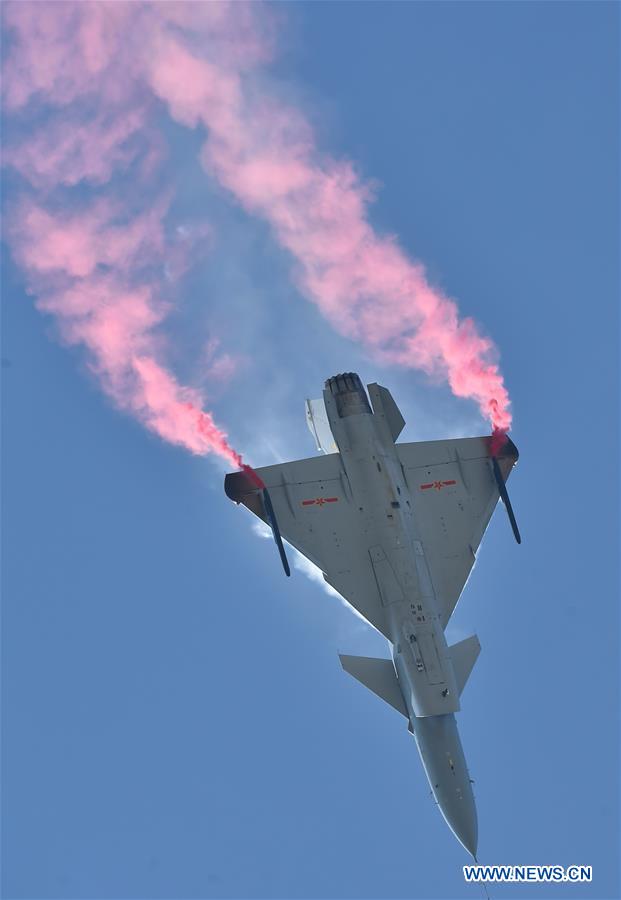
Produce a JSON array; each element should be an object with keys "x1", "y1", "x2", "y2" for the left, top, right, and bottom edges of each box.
[{"x1": 367, "y1": 383, "x2": 406, "y2": 442}]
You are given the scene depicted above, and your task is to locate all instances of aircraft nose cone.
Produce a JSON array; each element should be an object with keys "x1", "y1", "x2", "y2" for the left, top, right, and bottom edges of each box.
[
  {"x1": 411, "y1": 714, "x2": 479, "y2": 856},
  {"x1": 443, "y1": 799, "x2": 478, "y2": 857},
  {"x1": 427, "y1": 767, "x2": 478, "y2": 856}
]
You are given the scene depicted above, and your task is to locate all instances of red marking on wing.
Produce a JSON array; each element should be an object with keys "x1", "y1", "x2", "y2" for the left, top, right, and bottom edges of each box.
[
  {"x1": 420, "y1": 480, "x2": 458, "y2": 491},
  {"x1": 301, "y1": 497, "x2": 339, "y2": 506},
  {"x1": 420, "y1": 483, "x2": 434, "y2": 490}
]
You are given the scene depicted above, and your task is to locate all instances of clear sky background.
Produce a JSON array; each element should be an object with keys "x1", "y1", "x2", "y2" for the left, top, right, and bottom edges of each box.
[{"x1": 2, "y1": 3, "x2": 619, "y2": 899}]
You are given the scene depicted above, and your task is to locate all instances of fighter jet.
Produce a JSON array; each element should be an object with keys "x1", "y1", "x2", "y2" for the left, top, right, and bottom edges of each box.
[{"x1": 225, "y1": 373, "x2": 520, "y2": 857}]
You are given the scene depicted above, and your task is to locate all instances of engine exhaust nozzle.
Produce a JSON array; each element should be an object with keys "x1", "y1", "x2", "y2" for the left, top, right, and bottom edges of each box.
[{"x1": 325, "y1": 372, "x2": 372, "y2": 418}]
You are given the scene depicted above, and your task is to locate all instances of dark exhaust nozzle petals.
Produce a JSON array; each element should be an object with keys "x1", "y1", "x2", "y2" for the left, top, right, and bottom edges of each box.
[{"x1": 325, "y1": 372, "x2": 372, "y2": 418}]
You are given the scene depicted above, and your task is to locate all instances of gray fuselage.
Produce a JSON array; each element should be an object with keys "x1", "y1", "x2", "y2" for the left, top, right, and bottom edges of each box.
[{"x1": 323, "y1": 375, "x2": 477, "y2": 856}]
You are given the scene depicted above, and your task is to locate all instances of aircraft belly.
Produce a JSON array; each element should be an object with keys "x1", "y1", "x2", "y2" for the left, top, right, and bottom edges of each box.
[
  {"x1": 373, "y1": 559, "x2": 460, "y2": 716},
  {"x1": 363, "y1": 525, "x2": 461, "y2": 714},
  {"x1": 401, "y1": 648, "x2": 460, "y2": 716},
  {"x1": 332, "y1": 406, "x2": 460, "y2": 715},
  {"x1": 416, "y1": 632, "x2": 444, "y2": 684}
]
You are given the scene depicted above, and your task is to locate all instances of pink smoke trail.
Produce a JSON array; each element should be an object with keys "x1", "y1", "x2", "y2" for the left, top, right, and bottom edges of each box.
[
  {"x1": 141, "y1": 9, "x2": 514, "y2": 437},
  {"x1": 7, "y1": 196, "x2": 245, "y2": 468},
  {"x1": 3, "y1": 2, "x2": 512, "y2": 461},
  {"x1": 2, "y1": 3, "x2": 254, "y2": 470}
]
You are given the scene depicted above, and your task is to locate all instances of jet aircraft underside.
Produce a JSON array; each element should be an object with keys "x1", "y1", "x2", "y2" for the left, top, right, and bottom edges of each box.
[{"x1": 225, "y1": 373, "x2": 519, "y2": 856}]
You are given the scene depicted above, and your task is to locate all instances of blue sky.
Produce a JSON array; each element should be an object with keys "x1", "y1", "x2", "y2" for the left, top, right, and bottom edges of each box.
[{"x1": 2, "y1": 3, "x2": 619, "y2": 898}]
